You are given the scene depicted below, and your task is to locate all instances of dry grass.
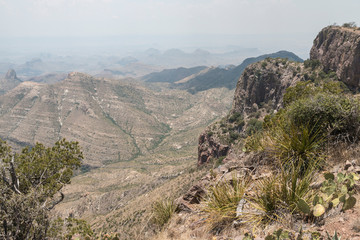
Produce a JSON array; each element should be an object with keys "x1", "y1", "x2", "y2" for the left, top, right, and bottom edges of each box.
[{"x1": 151, "y1": 198, "x2": 176, "y2": 228}]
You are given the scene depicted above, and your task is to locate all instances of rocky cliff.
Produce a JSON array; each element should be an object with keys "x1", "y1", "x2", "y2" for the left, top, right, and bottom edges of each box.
[
  {"x1": 310, "y1": 25, "x2": 360, "y2": 91},
  {"x1": 197, "y1": 58, "x2": 304, "y2": 165},
  {"x1": 231, "y1": 58, "x2": 304, "y2": 115}
]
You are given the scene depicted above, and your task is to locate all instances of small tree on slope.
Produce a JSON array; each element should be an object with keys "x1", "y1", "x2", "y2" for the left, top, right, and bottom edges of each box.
[{"x1": 0, "y1": 138, "x2": 83, "y2": 240}]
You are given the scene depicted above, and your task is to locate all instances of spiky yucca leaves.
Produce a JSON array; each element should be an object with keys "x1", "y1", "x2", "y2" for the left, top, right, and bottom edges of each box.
[
  {"x1": 151, "y1": 198, "x2": 176, "y2": 228},
  {"x1": 204, "y1": 176, "x2": 250, "y2": 232},
  {"x1": 279, "y1": 162, "x2": 317, "y2": 211},
  {"x1": 326, "y1": 231, "x2": 347, "y2": 240},
  {"x1": 249, "y1": 164, "x2": 317, "y2": 225},
  {"x1": 250, "y1": 174, "x2": 285, "y2": 224},
  {"x1": 258, "y1": 118, "x2": 326, "y2": 174}
]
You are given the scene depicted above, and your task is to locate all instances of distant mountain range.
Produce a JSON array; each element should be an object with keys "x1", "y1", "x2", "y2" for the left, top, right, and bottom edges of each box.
[
  {"x1": 0, "y1": 47, "x2": 262, "y2": 78},
  {"x1": 142, "y1": 66, "x2": 207, "y2": 83},
  {"x1": 142, "y1": 50, "x2": 303, "y2": 93}
]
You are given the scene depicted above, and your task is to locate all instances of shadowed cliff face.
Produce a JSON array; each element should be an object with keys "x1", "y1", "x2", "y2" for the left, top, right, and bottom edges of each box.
[{"x1": 310, "y1": 26, "x2": 360, "y2": 91}]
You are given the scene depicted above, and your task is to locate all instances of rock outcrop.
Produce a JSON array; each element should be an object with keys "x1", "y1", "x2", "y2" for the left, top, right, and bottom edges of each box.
[
  {"x1": 197, "y1": 25, "x2": 360, "y2": 166},
  {"x1": 198, "y1": 132, "x2": 230, "y2": 165},
  {"x1": 197, "y1": 58, "x2": 303, "y2": 165},
  {"x1": 0, "y1": 69, "x2": 22, "y2": 95},
  {"x1": 231, "y1": 58, "x2": 303, "y2": 115},
  {"x1": 5, "y1": 69, "x2": 18, "y2": 80},
  {"x1": 310, "y1": 26, "x2": 360, "y2": 91}
]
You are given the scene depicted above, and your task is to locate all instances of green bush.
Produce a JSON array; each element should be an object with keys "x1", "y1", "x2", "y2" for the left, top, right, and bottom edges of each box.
[
  {"x1": 246, "y1": 118, "x2": 263, "y2": 136},
  {"x1": 288, "y1": 93, "x2": 360, "y2": 139},
  {"x1": 283, "y1": 80, "x2": 345, "y2": 107},
  {"x1": 228, "y1": 112, "x2": 243, "y2": 124},
  {"x1": 303, "y1": 59, "x2": 321, "y2": 70}
]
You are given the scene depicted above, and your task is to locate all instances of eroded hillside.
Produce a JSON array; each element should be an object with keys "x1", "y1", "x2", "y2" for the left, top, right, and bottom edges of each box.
[{"x1": 0, "y1": 72, "x2": 232, "y2": 167}]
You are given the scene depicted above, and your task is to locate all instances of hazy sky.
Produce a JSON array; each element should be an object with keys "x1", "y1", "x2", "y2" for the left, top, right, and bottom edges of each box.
[{"x1": 0, "y1": 0, "x2": 359, "y2": 58}]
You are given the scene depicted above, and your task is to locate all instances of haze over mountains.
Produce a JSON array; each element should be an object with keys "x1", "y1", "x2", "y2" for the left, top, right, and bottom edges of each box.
[{"x1": 0, "y1": 47, "x2": 263, "y2": 79}]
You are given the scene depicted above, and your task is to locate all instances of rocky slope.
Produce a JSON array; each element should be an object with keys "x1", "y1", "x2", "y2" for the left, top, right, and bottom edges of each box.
[
  {"x1": 0, "y1": 69, "x2": 22, "y2": 95},
  {"x1": 310, "y1": 25, "x2": 360, "y2": 91},
  {"x1": 0, "y1": 70, "x2": 234, "y2": 238},
  {"x1": 49, "y1": 78, "x2": 234, "y2": 239}
]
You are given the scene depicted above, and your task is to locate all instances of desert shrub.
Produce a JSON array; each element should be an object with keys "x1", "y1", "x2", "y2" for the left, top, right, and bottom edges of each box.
[
  {"x1": 213, "y1": 156, "x2": 226, "y2": 168},
  {"x1": 229, "y1": 131, "x2": 240, "y2": 142},
  {"x1": 303, "y1": 59, "x2": 321, "y2": 70},
  {"x1": 204, "y1": 176, "x2": 249, "y2": 232},
  {"x1": 246, "y1": 118, "x2": 263, "y2": 136},
  {"x1": 151, "y1": 198, "x2": 176, "y2": 228},
  {"x1": 248, "y1": 162, "x2": 317, "y2": 224},
  {"x1": 266, "y1": 122, "x2": 326, "y2": 171},
  {"x1": 288, "y1": 93, "x2": 360, "y2": 139},
  {"x1": 48, "y1": 217, "x2": 94, "y2": 240},
  {"x1": 228, "y1": 112, "x2": 243, "y2": 124},
  {"x1": 0, "y1": 138, "x2": 84, "y2": 239},
  {"x1": 283, "y1": 80, "x2": 345, "y2": 107},
  {"x1": 251, "y1": 175, "x2": 283, "y2": 223},
  {"x1": 342, "y1": 22, "x2": 357, "y2": 28}
]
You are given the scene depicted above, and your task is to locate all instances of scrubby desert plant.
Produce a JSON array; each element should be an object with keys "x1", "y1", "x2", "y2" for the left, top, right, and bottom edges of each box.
[
  {"x1": 288, "y1": 93, "x2": 360, "y2": 140},
  {"x1": 326, "y1": 230, "x2": 348, "y2": 240},
  {"x1": 204, "y1": 176, "x2": 249, "y2": 232},
  {"x1": 151, "y1": 198, "x2": 176, "y2": 228},
  {"x1": 248, "y1": 162, "x2": 317, "y2": 225}
]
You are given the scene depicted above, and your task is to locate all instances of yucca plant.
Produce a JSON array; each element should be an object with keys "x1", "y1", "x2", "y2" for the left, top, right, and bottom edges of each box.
[
  {"x1": 326, "y1": 231, "x2": 347, "y2": 240},
  {"x1": 280, "y1": 160, "x2": 318, "y2": 211},
  {"x1": 203, "y1": 175, "x2": 250, "y2": 231},
  {"x1": 265, "y1": 122, "x2": 326, "y2": 174},
  {"x1": 151, "y1": 198, "x2": 176, "y2": 228},
  {"x1": 249, "y1": 165, "x2": 317, "y2": 225},
  {"x1": 250, "y1": 174, "x2": 284, "y2": 224}
]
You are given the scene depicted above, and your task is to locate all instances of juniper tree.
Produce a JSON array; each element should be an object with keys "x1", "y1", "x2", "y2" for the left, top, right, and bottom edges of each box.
[{"x1": 0, "y1": 138, "x2": 83, "y2": 239}]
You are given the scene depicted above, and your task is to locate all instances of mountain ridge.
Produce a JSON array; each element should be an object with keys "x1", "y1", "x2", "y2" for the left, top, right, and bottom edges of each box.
[{"x1": 143, "y1": 50, "x2": 303, "y2": 94}]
